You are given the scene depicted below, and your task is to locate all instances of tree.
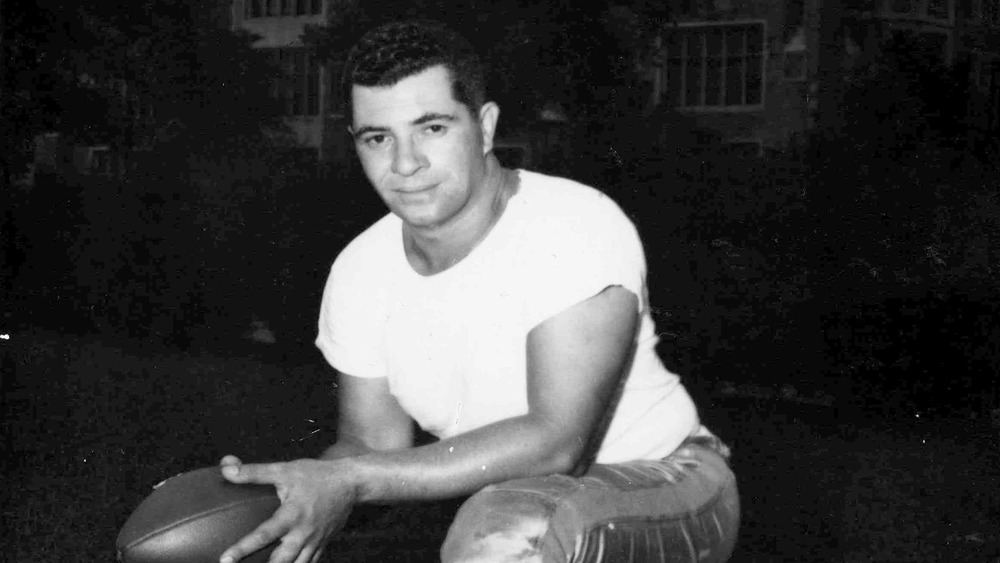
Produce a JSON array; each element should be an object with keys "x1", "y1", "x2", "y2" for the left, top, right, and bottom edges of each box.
[
  {"x1": 807, "y1": 34, "x2": 1000, "y2": 407},
  {"x1": 5, "y1": 0, "x2": 305, "y2": 343}
]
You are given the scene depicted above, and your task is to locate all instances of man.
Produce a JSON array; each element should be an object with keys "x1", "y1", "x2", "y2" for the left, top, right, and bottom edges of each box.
[{"x1": 219, "y1": 19, "x2": 739, "y2": 563}]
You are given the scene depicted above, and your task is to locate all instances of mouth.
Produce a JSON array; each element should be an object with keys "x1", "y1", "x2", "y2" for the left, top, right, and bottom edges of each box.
[
  {"x1": 395, "y1": 183, "x2": 436, "y2": 194},
  {"x1": 394, "y1": 183, "x2": 437, "y2": 202}
]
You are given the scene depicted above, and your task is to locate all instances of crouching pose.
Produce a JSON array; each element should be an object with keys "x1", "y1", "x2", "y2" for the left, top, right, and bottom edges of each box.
[{"x1": 220, "y1": 19, "x2": 740, "y2": 563}]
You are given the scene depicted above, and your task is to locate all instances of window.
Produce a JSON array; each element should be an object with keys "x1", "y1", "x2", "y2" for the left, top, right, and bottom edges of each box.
[
  {"x1": 89, "y1": 147, "x2": 115, "y2": 177},
  {"x1": 270, "y1": 48, "x2": 321, "y2": 116},
  {"x1": 890, "y1": 0, "x2": 917, "y2": 13},
  {"x1": 661, "y1": 22, "x2": 765, "y2": 109},
  {"x1": 244, "y1": 0, "x2": 321, "y2": 18},
  {"x1": 927, "y1": 0, "x2": 950, "y2": 19},
  {"x1": 843, "y1": 0, "x2": 876, "y2": 10},
  {"x1": 889, "y1": 30, "x2": 948, "y2": 66},
  {"x1": 676, "y1": 0, "x2": 731, "y2": 17},
  {"x1": 326, "y1": 60, "x2": 345, "y2": 116}
]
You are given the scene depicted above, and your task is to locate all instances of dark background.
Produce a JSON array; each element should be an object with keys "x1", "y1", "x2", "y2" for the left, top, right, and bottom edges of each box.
[{"x1": 3, "y1": 0, "x2": 1000, "y2": 561}]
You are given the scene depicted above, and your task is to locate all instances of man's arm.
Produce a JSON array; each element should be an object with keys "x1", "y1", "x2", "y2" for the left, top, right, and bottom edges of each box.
[
  {"x1": 219, "y1": 285, "x2": 638, "y2": 562},
  {"x1": 340, "y1": 284, "x2": 638, "y2": 501},
  {"x1": 320, "y1": 375, "x2": 414, "y2": 460}
]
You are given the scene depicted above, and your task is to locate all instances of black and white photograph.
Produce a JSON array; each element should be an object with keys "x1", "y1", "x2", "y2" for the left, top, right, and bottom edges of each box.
[{"x1": 3, "y1": 0, "x2": 999, "y2": 561}]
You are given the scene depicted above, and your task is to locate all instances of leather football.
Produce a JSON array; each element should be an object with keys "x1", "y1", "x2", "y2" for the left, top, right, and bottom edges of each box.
[{"x1": 117, "y1": 466, "x2": 280, "y2": 563}]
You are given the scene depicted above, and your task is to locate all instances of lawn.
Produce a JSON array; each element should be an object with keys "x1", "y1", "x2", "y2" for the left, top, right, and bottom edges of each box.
[{"x1": 3, "y1": 329, "x2": 998, "y2": 562}]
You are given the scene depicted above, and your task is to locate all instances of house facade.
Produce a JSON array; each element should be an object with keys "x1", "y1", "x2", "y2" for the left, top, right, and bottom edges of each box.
[
  {"x1": 226, "y1": 0, "x2": 999, "y2": 161},
  {"x1": 229, "y1": 0, "x2": 339, "y2": 163},
  {"x1": 644, "y1": 0, "x2": 1000, "y2": 153}
]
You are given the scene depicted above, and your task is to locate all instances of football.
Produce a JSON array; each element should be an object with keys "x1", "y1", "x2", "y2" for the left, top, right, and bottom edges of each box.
[{"x1": 117, "y1": 466, "x2": 280, "y2": 563}]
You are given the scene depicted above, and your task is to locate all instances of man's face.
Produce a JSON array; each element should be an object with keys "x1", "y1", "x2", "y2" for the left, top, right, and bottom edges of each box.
[{"x1": 350, "y1": 65, "x2": 497, "y2": 230}]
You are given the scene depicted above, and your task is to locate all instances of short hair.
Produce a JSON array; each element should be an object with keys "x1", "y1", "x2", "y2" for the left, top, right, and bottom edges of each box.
[{"x1": 341, "y1": 19, "x2": 487, "y2": 118}]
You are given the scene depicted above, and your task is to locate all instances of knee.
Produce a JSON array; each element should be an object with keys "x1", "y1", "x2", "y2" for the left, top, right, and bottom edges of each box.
[{"x1": 440, "y1": 476, "x2": 578, "y2": 563}]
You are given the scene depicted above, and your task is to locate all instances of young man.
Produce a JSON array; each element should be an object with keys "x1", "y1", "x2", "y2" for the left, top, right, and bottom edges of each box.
[{"x1": 219, "y1": 20, "x2": 739, "y2": 563}]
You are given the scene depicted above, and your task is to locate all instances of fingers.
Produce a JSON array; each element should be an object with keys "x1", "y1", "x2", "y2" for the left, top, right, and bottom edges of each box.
[
  {"x1": 272, "y1": 532, "x2": 317, "y2": 563},
  {"x1": 219, "y1": 512, "x2": 289, "y2": 563}
]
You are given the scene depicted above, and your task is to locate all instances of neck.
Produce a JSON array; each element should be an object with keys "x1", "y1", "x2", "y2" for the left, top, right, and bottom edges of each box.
[{"x1": 404, "y1": 157, "x2": 515, "y2": 276}]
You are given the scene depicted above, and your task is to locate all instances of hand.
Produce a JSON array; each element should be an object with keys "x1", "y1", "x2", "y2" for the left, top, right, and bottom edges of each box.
[{"x1": 218, "y1": 455, "x2": 358, "y2": 563}]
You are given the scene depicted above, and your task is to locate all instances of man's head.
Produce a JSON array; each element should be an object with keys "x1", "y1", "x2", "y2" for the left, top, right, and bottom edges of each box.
[{"x1": 341, "y1": 19, "x2": 488, "y2": 120}]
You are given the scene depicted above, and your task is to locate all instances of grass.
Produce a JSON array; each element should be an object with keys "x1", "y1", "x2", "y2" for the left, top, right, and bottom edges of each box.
[{"x1": 3, "y1": 329, "x2": 999, "y2": 562}]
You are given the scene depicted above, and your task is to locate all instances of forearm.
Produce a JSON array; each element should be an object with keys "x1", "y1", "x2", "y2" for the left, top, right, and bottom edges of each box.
[
  {"x1": 319, "y1": 439, "x2": 371, "y2": 461},
  {"x1": 334, "y1": 415, "x2": 585, "y2": 503}
]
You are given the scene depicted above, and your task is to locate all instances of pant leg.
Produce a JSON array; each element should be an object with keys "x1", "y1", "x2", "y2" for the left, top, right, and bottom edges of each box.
[{"x1": 440, "y1": 437, "x2": 740, "y2": 563}]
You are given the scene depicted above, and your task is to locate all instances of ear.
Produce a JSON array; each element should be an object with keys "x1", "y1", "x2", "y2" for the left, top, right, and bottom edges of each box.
[{"x1": 478, "y1": 101, "x2": 500, "y2": 156}]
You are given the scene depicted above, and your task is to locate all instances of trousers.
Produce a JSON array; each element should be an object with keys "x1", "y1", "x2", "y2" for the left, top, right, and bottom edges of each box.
[{"x1": 440, "y1": 433, "x2": 740, "y2": 562}]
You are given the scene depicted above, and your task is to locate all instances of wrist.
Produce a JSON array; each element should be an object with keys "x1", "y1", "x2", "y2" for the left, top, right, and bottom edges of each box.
[{"x1": 326, "y1": 456, "x2": 370, "y2": 504}]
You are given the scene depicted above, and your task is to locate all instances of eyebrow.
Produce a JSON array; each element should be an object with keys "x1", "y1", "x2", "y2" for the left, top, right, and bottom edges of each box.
[{"x1": 352, "y1": 112, "x2": 459, "y2": 140}]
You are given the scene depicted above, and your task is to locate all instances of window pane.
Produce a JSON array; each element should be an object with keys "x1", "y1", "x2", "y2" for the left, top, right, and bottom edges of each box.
[
  {"x1": 746, "y1": 55, "x2": 762, "y2": 104},
  {"x1": 685, "y1": 33, "x2": 703, "y2": 106},
  {"x1": 891, "y1": 0, "x2": 913, "y2": 12},
  {"x1": 296, "y1": 0, "x2": 307, "y2": 15},
  {"x1": 328, "y1": 61, "x2": 342, "y2": 113},
  {"x1": 685, "y1": 60, "x2": 701, "y2": 105},
  {"x1": 307, "y1": 74, "x2": 319, "y2": 115},
  {"x1": 666, "y1": 57, "x2": 684, "y2": 106},
  {"x1": 927, "y1": 0, "x2": 949, "y2": 18},
  {"x1": 725, "y1": 58, "x2": 744, "y2": 105},
  {"x1": 726, "y1": 28, "x2": 745, "y2": 56},
  {"x1": 706, "y1": 56, "x2": 723, "y2": 105},
  {"x1": 746, "y1": 25, "x2": 763, "y2": 54},
  {"x1": 310, "y1": 0, "x2": 322, "y2": 14},
  {"x1": 666, "y1": 32, "x2": 683, "y2": 58},
  {"x1": 707, "y1": 28, "x2": 724, "y2": 56}
]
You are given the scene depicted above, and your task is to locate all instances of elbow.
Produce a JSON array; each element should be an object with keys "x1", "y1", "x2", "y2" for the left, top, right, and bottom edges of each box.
[{"x1": 539, "y1": 437, "x2": 590, "y2": 477}]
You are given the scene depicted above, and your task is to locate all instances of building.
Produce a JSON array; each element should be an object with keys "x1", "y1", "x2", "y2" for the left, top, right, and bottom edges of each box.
[
  {"x1": 642, "y1": 0, "x2": 1000, "y2": 153},
  {"x1": 229, "y1": 0, "x2": 339, "y2": 164},
  {"x1": 227, "y1": 0, "x2": 541, "y2": 168},
  {"x1": 229, "y1": 0, "x2": 999, "y2": 162}
]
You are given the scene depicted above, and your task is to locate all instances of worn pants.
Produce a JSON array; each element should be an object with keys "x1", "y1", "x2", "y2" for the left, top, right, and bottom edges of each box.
[{"x1": 440, "y1": 433, "x2": 739, "y2": 562}]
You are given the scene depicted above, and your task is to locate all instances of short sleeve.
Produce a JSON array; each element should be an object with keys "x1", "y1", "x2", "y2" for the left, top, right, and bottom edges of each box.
[
  {"x1": 315, "y1": 244, "x2": 389, "y2": 379},
  {"x1": 520, "y1": 191, "x2": 647, "y2": 331}
]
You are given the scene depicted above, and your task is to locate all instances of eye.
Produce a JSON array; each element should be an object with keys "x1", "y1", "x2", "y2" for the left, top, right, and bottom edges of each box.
[
  {"x1": 363, "y1": 134, "x2": 389, "y2": 149},
  {"x1": 424, "y1": 124, "x2": 447, "y2": 135}
]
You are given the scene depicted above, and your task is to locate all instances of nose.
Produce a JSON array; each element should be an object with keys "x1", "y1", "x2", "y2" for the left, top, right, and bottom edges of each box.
[{"x1": 391, "y1": 137, "x2": 427, "y2": 177}]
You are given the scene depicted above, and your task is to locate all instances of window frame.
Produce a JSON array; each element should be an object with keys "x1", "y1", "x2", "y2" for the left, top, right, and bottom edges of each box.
[
  {"x1": 244, "y1": 0, "x2": 322, "y2": 19},
  {"x1": 882, "y1": 0, "x2": 954, "y2": 22},
  {"x1": 658, "y1": 20, "x2": 768, "y2": 112}
]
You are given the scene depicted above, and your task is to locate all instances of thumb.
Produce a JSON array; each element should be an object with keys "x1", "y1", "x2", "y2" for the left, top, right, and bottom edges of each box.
[{"x1": 221, "y1": 460, "x2": 280, "y2": 485}]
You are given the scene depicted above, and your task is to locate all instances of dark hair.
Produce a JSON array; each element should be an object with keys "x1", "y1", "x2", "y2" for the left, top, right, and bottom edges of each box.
[{"x1": 341, "y1": 19, "x2": 487, "y2": 118}]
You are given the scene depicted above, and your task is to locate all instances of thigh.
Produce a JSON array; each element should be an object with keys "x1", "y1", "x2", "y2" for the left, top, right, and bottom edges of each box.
[{"x1": 440, "y1": 440, "x2": 740, "y2": 563}]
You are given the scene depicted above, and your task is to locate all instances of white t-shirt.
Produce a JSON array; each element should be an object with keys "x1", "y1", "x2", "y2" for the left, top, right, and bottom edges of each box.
[{"x1": 316, "y1": 170, "x2": 700, "y2": 464}]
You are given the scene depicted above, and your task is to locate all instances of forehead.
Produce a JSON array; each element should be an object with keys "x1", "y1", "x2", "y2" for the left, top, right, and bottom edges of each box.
[{"x1": 350, "y1": 65, "x2": 467, "y2": 126}]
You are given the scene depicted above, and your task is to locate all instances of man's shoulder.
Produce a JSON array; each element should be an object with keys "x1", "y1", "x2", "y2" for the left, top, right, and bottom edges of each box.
[
  {"x1": 517, "y1": 169, "x2": 633, "y2": 226},
  {"x1": 331, "y1": 212, "x2": 399, "y2": 274}
]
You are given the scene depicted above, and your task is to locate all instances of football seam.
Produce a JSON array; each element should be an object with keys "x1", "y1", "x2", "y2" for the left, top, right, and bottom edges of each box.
[{"x1": 121, "y1": 496, "x2": 276, "y2": 553}]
